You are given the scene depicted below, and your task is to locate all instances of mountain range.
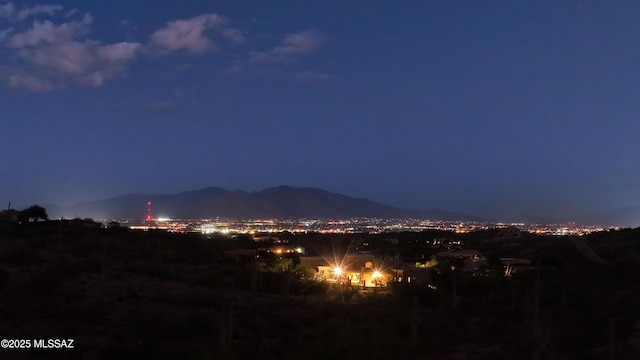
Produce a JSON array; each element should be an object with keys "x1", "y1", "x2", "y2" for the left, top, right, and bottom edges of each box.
[
  {"x1": 49, "y1": 186, "x2": 481, "y2": 222},
  {"x1": 40, "y1": 186, "x2": 640, "y2": 226}
]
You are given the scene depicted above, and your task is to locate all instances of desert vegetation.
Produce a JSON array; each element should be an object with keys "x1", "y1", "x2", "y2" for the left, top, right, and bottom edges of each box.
[{"x1": 1, "y1": 217, "x2": 640, "y2": 359}]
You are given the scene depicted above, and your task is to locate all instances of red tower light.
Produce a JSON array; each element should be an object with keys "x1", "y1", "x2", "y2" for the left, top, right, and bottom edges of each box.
[{"x1": 146, "y1": 201, "x2": 153, "y2": 221}]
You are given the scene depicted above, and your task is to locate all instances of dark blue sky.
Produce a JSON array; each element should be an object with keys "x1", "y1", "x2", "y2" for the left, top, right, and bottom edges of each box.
[{"x1": 2, "y1": 1, "x2": 639, "y2": 220}]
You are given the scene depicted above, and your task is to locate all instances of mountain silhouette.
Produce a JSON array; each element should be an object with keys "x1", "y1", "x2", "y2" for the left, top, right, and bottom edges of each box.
[{"x1": 53, "y1": 185, "x2": 481, "y2": 221}]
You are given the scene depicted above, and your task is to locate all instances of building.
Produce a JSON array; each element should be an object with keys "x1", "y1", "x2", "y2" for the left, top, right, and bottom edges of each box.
[
  {"x1": 298, "y1": 254, "x2": 393, "y2": 287},
  {"x1": 392, "y1": 263, "x2": 433, "y2": 285}
]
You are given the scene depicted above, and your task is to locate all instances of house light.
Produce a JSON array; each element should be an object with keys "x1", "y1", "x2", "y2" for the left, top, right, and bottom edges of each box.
[
  {"x1": 372, "y1": 271, "x2": 382, "y2": 278},
  {"x1": 333, "y1": 267, "x2": 343, "y2": 276}
]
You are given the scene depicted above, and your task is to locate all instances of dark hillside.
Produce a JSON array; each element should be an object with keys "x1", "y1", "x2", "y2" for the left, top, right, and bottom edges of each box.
[{"x1": 1, "y1": 222, "x2": 640, "y2": 358}]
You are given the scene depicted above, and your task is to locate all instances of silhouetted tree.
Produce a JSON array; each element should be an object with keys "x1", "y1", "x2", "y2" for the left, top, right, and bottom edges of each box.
[{"x1": 18, "y1": 205, "x2": 48, "y2": 223}]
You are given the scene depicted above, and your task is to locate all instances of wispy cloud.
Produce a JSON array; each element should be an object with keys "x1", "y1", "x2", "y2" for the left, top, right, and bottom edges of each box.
[
  {"x1": 6, "y1": 13, "x2": 92, "y2": 48},
  {"x1": 248, "y1": 29, "x2": 324, "y2": 64},
  {"x1": 17, "y1": 4, "x2": 63, "y2": 20},
  {"x1": 0, "y1": 2, "x2": 15, "y2": 18},
  {"x1": 0, "y1": 27, "x2": 12, "y2": 41},
  {"x1": 229, "y1": 29, "x2": 330, "y2": 81},
  {"x1": 95, "y1": 42, "x2": 141, "y2": 63},
  {"x1": 0, "y1": 3, "x2": 63, "y2": 21},
  {"x1": 221, "y1": 28, "x2": 247, "y2": 44},
  {"x1": 8, "y1": 73, "x2": 55, "y2": 92},
  {"x1": 63, "y1": 8, "x2": 78, "y2": 18},
  {"x1": 150, "y1": 13, "x2": 244, "y2": 53}
]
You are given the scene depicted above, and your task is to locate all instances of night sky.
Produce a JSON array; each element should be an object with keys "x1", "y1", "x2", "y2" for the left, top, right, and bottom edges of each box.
[{"x1": 2, "y1": 1, "x2": 639, "y2": 221}]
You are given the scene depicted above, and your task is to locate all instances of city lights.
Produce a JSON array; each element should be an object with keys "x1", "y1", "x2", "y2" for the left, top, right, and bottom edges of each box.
[{"x1": 124, "y1": 216, "x2": 608, "y2": 237}]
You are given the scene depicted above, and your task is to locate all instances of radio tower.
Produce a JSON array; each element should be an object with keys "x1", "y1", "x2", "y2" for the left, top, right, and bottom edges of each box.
[{"x1": 146, "y1": 201, "x2": 153, "y2": 221}]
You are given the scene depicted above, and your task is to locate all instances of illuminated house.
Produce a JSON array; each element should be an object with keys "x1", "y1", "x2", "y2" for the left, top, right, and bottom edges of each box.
[{"x1": 299, "y1": 254, "x2": 392, "y2": 287}]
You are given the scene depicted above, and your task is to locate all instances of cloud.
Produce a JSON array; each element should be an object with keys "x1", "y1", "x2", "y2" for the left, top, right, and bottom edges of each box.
[
  {"x1": 64, "y1": 8, "x2": 78, "y2": 18},
  {"x1": 228, "y1": 29, "x2": 328, "y2": 79},
  {"x1": 3, "y1": 11, "x2": 142, "y2": 92},
  {"x1": 0, "y1": 7, "x2": 173, "y2": 92},
  {"x1": 1, "y1": 7, "x2": 245, "y2": 92},
  {"x1": 17, "y1": 39, "x2": 141, "y2": 80},
  {"x1": 17, "y1": 4, "x2": 63, "y2": 20},
  {"x1": 0, "y1": 2, "x2": 15, "y2": 18},
  {"x1": 15, "y1": 35, "x2": 141, "y2": 76},
  {"x1": 6, "y1": 13, "x2": 92, "y2": 48},
  {"x1": 248, "y1": 29, "x2": 324, "y2": 63},
  {"x1": 0, "y1": 27, "x2": 12, "y2": 41},
  {"x1": 8, "y1": 73, "x2": 55, "y2": 92},
  {"x1": 0, "y1": 3, "x2": 63, "y2": 21},
  {"x1": 221, "y1": 28, "x2": 246, "y2": 44},
  {"x1": 95, "y1": 42, "x2": 141, "y2": 63},
  {"x1": 76, "y1": 71, "x2": 104, "y2": 87},
  {"x1": 150, "y1": 14, "x2": 228, "y2": 53},
  {"x1": 22, "y1": 40, "x2": 98, "y2": 75}
]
